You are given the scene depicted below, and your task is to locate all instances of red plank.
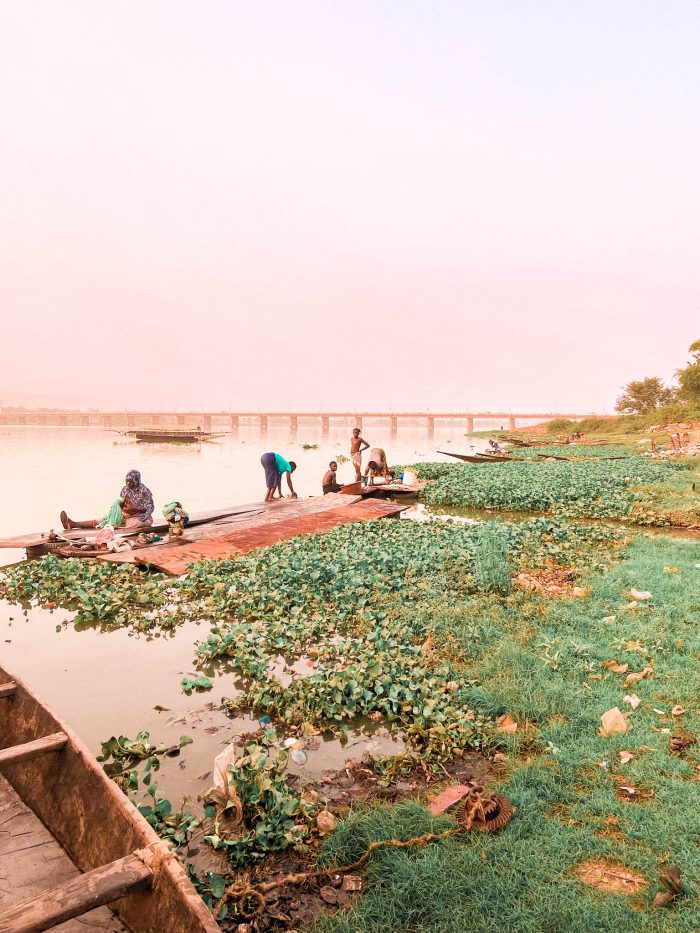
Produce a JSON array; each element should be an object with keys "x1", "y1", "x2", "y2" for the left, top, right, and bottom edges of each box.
[{"x1": 138, "y1": 499, "x2": 406, "y2": 575}]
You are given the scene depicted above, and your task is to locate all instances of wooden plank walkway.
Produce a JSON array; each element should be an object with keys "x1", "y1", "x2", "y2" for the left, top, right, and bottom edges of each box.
[
  {"x1": 100, "y1": 496, "x2": 407, "y2": 576},
  {"x1": 0, "y1": 775, "x2": 129, "y2": 932}
]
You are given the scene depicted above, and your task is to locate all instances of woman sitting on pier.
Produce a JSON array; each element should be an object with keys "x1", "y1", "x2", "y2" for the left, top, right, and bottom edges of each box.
[
  {"x1": 60, "y1": 469, "x2": 155, "y2": 530},
  {"x1": 261, "y1": 452, "x2": 297, "y2": 503}
]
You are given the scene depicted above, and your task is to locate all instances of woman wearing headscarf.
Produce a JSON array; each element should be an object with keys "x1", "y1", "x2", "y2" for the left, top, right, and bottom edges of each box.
[{"x1": 60, "y1": 469, "x2": 155, "y2": 530}]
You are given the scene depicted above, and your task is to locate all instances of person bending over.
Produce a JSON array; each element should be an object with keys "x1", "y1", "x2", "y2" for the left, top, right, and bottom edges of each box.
[
  {"x1": 261, "y1": 452, "x2": 297, "y2": 503},
  {"x1": 364, "y1": 447, "x2": 394, "y2": 485}
]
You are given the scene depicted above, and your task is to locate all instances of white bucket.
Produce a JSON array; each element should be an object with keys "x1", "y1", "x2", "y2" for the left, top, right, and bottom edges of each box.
[{"x1": 402, "y1": 469, "x2": 418, "y2": 487}]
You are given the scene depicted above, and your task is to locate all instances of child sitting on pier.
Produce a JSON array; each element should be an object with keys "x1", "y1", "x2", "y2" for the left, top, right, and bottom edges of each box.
[{"x1": 322, "y1": 461, "x2": 343, "y2": 494}]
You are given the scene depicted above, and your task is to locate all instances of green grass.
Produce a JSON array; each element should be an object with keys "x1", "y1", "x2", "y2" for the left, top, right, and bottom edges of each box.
[{"x1": 317, "y1": 535, "x2": 700, "y2": 932}]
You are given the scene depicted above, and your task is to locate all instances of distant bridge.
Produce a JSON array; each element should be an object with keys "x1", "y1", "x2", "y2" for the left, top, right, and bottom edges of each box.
[{"x1": 0, "y1": 409, "x2": 613, "y2": 437}]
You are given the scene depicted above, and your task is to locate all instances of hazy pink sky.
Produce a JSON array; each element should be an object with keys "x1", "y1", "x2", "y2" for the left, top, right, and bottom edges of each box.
[{"x1": 1, "y1": 1, "x2": 698, "y2": 413}]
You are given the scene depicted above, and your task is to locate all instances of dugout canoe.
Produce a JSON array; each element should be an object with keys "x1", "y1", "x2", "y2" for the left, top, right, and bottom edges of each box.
[
  {"x1": 438, "y1": 451, "x2": 513, "y2": 463},
  {"x1": 124, "y1": 428, "x2": 224, "y2": 443},
  {"x1": 0, "y1": 665, "x2": 218, "y2": 933}
]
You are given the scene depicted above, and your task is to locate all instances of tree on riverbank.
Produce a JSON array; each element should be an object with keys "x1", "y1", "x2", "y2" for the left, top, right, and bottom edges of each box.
[
  {"x1": 615, "y1": 376, "x2": 677, "y2": 414},
  {"x1": 677, "y1": 338, "x2": 700, "y2": 404}
]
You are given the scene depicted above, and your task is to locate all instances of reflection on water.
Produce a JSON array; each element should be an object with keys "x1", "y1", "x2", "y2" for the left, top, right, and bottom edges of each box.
[{"x1": 0, "y1": 423, "x2": 491, "y2": 800}]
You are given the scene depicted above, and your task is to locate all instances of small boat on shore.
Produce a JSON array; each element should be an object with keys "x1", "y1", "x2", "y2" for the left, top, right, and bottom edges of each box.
[{"x1": 0, "y1": 665, "x2": 218, "y2": 932}]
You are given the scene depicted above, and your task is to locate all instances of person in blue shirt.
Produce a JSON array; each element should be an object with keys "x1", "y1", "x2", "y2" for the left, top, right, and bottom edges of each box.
[{"x1": 261, "y1": 452, "x2": 297, "y2": 502}]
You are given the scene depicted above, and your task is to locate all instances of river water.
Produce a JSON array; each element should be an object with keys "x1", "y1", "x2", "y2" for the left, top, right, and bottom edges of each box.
[{"x1": 0, "y1": 421, "x2": 493, "y2": 804}]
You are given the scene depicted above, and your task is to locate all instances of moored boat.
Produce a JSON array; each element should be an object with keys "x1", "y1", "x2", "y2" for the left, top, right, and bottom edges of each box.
[{"x1": 0, "y1": 665, "x2": 219, "y2": 932}]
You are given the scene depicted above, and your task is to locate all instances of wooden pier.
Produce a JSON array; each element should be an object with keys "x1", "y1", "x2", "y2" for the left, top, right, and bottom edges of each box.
[{"x1": 97, "y1": 494, "x2": 407, "y2": 575}]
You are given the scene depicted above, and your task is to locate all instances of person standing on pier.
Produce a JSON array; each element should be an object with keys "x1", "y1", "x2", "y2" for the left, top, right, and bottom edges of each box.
[
  {"x1": 350, "y1": 427, "x2": 369, "y2": 481},
  {"x1": 261, "y1": 452, "x2": 297, "y2": 502}
]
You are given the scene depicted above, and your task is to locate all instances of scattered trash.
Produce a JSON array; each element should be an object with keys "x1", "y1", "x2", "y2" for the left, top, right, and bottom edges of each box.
[
  {"x1": 671, "y1": 705, "x2": 686, "y2": 716},
  {"x1": 654, "y1": 863, "x2": 684, "y2": 907},
  {"x1": 341, "y1": 875, "x2": 362, "y2": 892},
  {"x1": 575, "y1": 861, "x2": 647, "y2": 895},
  {"x1": 623, "y1": 694, "x2": 641, "y2": 710},
  {"x1": 624, "y1": 666, "x2": 653, "y2": 687},
  {"x1": 456, "y1": 785, "x2": 514, "y2": 833},
  {"x1": 429, "y1": 784, "x2": 472, "y2": 815},
  {"x1": 316, "y1": 810, "x2": 337, "y2": 834},
  {"x1": 599, "y1": 707, "x2": 629, "y2": 737},
  {"x1": 629, "y1": 589, "x2": 652, "y2": 601},
  {"x1": 602, "y1": 660, "x2": 628, "y2": 673},
  {"x1": 669, "y1": 731, "x2": 696, "y2": 754},
  {"x1": 496, "y1": 714, "x2": 518, "y2": 734}
]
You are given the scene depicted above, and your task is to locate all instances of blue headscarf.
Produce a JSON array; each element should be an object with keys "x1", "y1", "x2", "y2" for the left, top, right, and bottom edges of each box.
[{"x1": 120, "y1": 469, "x2": 154, "y2": 523}]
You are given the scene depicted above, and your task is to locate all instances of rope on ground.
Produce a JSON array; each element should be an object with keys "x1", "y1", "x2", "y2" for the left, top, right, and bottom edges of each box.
[{"x1": 214, "y1": 826, "x2": 462, "y2": 920}]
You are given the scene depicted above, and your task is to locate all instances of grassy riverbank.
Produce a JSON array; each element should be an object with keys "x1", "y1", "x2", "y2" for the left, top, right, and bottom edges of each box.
[
  {"x1": 318, "y1": 532, "x2": 700, "y2": 932},
  {"x1": 1, "y1": 473, "x2": 699, "y2": 931}
]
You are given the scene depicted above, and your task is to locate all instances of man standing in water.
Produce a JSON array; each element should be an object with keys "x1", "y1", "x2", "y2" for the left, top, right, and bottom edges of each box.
[{"x1": 350, "y1": 427, "x2": 369, "y2": 481}]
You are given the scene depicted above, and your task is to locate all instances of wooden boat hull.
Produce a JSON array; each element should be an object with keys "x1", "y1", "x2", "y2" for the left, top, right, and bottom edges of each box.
[
  {"x1": 438, "y1": 451, "x2": 512, "y2": 463},
  {"x1": 0, "y1": 665, "x2": 218, "y2": 932}
]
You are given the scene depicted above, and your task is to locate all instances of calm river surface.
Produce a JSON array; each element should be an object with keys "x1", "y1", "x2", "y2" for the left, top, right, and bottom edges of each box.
[{"x1": 0, "y1": 421, "x2": 492, "y2": 802}]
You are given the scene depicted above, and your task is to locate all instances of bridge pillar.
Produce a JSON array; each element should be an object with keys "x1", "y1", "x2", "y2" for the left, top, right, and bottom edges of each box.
[
  {"x1": 80, "y1": 415, "x2": 90, "y2": 427},
  {"x1": 230, "y1": 415, "x2": 239, "y2": 431},
  {"x1": 321, "y1": 415, "x2": 329, "y2": 438},
  {"x1": 102, "y1": 415, "x2": 112, "y2": 428},
  {"x1": 177, "y1": 414, "x2": 186, "y2": 425},
  {"x1": 290, "y1": 415, "x2": 298, "y2": 435},
  {"x1": 58, "y1": 414, "x2": 68, "y2": 426},
  {"x1": 508, "y1": 416, "x2": 516, "y2": 431},
  {"x1": 151, "y1": 414, "x2": 160, "y2": 425},
  {"x1": 390, "y1": 415, "x2": 398, "y2": 438},
  {"x1": 203, "y1": 415, "x2": 212, "y2": 431},
  {"x1": 466, "y1": 415, "x2": 474, "y2": 434},
  {"x1": 354, "y1": 415, "x2": 363, "y2": 432},
  {"x1": 127, "y1": 415, "x2": 136, "y2": 428},
  {"x1": 260, "y1": 415, "x2": 268, "y2": 433},
  {"x1": 427, "y1": 416, "x2": 435, "y2": 438}
]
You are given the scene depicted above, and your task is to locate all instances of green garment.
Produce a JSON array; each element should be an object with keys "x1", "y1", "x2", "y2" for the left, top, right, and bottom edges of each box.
[
  {"x1": 97, "y1": 497, "x2": 124, "y2": 529},
  {"x1": 274, "y1": 453, "x2": 292, "y2": 474}
]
